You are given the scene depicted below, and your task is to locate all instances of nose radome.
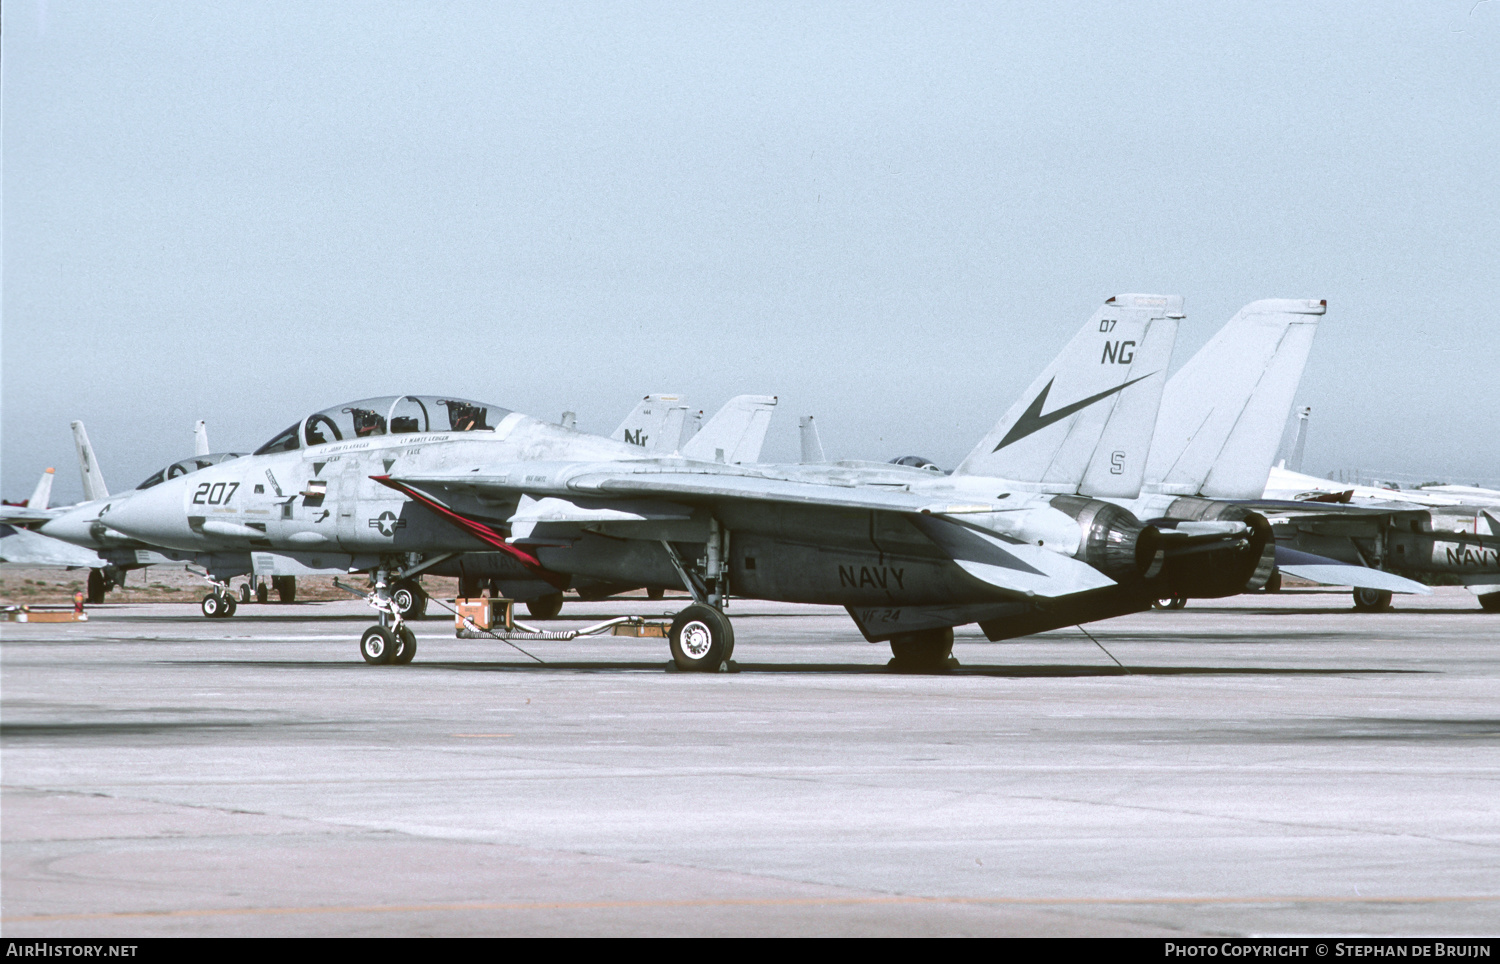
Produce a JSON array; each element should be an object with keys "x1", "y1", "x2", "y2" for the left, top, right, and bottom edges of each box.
[{"x1": 101, "y1": 483, "x2": 198, "y2": 550}]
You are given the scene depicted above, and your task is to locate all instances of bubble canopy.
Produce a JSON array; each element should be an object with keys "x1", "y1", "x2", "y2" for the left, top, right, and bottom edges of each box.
[
  {"x1": 136, "y1": 453, "x2": 245, "y2": 490},
  {"x1": 254, "y1": 396, "x2": 512, "y2": 455}
]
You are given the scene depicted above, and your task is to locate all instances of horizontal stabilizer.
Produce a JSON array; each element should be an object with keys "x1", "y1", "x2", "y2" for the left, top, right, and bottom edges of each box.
[
  {"x1": 681, "y1": 395, "x2": 777, "y2": 464},
  {"x1": 913, "y1": 515, "x2": 1117, "y2": 598},
  {"x1": 1274, "y1": 546, "x2": 1431, "y2": 594}
]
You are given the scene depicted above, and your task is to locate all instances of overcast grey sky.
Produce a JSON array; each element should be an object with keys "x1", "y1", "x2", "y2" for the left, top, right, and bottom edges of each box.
[{"x1": 4, "y1": 0, "x2": 1497, "y2": 503}]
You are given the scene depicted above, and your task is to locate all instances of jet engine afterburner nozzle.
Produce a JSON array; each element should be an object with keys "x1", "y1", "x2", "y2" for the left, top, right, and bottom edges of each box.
[
  {"x1": 1048, "y1": 495, "x2": 1161, "y2": 582},
  {"x1": 1160, "y1": 497, "x2": 1276, "y2": 595}
]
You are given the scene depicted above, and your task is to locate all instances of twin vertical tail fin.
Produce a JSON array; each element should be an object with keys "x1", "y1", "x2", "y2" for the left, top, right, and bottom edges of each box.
[
  {"x1": 28, "y1": 468, "x2": 56, "y2": 510},
  {"x1": 71, "y1": 420, "x2": 109, "y2": 502},
  {"x1": 798, "y1": 416, "x2": 826, "y2": 463},
  {"x1": 953, "y1": 294, "x2": 1182, "y2": 498},
  {"x1": 680, "y1": 395, "x2": 778, "y2": 464},
  {"x1": 1145, "y1": 299, "x2": 1324, "y2": 499},
  {"x1": 194, "y1": 419, "x2": 211, "y2": 457},
  {"x1": 612, "y1": 394, "x2": 690, "y2": 454}
]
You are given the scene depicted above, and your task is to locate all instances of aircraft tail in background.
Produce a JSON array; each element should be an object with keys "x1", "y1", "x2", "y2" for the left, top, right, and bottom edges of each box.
[
  {"x1": 71, "y1": 421, "x2": 109, "y2": 502},
  {"x1": 681, "y1": 395, "x2": 778, "y2": 464}
]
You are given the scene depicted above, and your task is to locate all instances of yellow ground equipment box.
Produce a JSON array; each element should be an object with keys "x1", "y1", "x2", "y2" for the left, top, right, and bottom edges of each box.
[
  {"x1": 455, "y1": 597, "x2": 513, "y2": 635},
  {"x1": 2, "y1": 606, "x2": 88, "y2": 623}
]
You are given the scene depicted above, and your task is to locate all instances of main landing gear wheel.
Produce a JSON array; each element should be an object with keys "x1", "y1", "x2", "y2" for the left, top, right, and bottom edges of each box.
[
  {"x1": 669, "y1": 604, "x2": 733, "y2": 672},
  {"x1": 274, "y1": 576, "x2": 296, "y2": 603},
  {"x1": 527, "y1": 593, "x2": 564, "y2": 620},
  {"x1": 1480, "y1": 592, "x2": 1500, "y2": 613},
  {"x1": 1152, "y1": 595, "x2": 1188, "y2": 610},
  {"x1": 888, "y1": 627, "x2": 955, "y2": 673},
  {"x1": 239, "y1": 584, "x2": 252, "y2": 604},
  {"x1": 1352, "y1": 588, "x2": 1393, "y2": 612},
  {"x1": 1263, "y1": 570, "x2": 1283, "y2": 594},
  {"x1": 392, "y1": 583, "x2": 428, "y2": 620},
  {"x1": 361, "y1": 626, "x2": 397, "y2": 665},
  {"x1": 256, "y1": 581, "x2": 269, "y2": 604},
  {"x1": 392, "y1": 625, "x2": 417, "y2": 664},
  {"x1": 647, "y1": 587, "x2": 665, "y2": 600},
  {"x1": 87, "y1": 569, "x2": 107, "y2": 605}
]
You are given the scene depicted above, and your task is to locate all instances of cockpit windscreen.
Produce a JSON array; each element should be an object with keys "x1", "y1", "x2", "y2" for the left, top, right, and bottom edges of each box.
[
  {"x1": 252, "y1": 395, "x2": 512, "y2": 454},
  {"x1": 136, "y1": 453, "x2": 245, "y2": 490}
]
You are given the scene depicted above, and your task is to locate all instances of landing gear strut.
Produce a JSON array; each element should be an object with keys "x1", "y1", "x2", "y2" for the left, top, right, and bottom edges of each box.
[
  {"x1": 344, "y1": 555, "x2": 458, "y2": 666},
  {"x1": 193, "y1": 569, "x2": 238, "y2": 618},
  {"x1": 662, "y1": 520, "x2": 736, "y2": 672}
]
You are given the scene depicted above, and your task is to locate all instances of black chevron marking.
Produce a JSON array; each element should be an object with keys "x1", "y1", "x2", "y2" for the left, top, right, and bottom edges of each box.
[{"x1": 992, "y1": 373, "x2": 1157, "y2": 453}]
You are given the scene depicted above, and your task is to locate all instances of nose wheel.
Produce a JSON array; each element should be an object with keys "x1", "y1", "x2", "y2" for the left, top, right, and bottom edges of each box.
[
  {"x1": 360, "y1": 624, "x2": 416, "y2": 665},
  {"x1": 201, "y1": 592, "x2": 237, "y2": 618}
]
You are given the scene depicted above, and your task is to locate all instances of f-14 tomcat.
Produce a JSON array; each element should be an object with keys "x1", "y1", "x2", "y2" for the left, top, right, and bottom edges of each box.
[{"x1": 105, "y1": 294, "x2": 1278, "y2": 671}]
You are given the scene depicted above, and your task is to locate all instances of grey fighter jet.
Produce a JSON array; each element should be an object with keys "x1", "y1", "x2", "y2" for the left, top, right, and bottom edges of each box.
[{"x1": 106, "y1": 294, "x2": 1275, "y2": 670}]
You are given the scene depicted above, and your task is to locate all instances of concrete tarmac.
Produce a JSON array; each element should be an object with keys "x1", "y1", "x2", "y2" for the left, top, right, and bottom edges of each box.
[{"x1": 2, "y1": 588, "x2": 1497, "y2": 937}]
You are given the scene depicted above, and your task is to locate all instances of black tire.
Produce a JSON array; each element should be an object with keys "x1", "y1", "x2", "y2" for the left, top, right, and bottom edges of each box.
[
  {"x1": 888, "y1": 627, "x2": 954, "y2": 673},
  {"x1": 526, "y1": 593, "x2": 564, "y2": 620},
  {"x1": 87, "y1": 569, "x2": 107, "y2": 605},
  {"x1": 361, "y1": 626, "x2": 397, "y2": 665},
  {"x1": 393, "y1": 625, "x2": 417, "y2": 664},
  {"x1": 669, "y1": 604, "x2": 732, "y2": 671},
  {"x1": 392, "y1": 583, "x2": 427, "y2": 620},
  {"x1": 275, "y1": 576, "x2": 296, "y2": 604},
  {"x1": 221, "y1": 595, "x2": 238, "y2": 618},
  {"x1": 1152, "y1": 595, "x2": 1188, "y2": 610},
  {"x1": 1263, "y1": 570, "x2": 1283, "y2": 593},
  {"x1": 1352, "y1": 588, "x2": 1392, "y2": 612},
  {"x1": 647, "y1": 587, "x2": 665, "y2": 601},
  {"x1": 256, "y1": 582, "x2": 269, "y2": 604},
  {"x1": 201, "y1": 594, "x2": 224, "y2": 618},
  {"x1": 1480, "y1": 592, "x2": 1500, "y2": 613},
  {"x1": 239, "y1": 584, "x2": 252, "y2": 604}
]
